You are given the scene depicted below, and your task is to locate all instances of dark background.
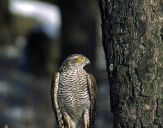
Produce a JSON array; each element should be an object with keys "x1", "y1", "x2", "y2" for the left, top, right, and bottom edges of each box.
[{"x1": 0, "y1": 0, "x2": 113, "y2": 127}]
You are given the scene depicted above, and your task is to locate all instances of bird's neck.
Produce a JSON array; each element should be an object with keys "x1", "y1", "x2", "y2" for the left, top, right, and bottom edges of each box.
[
  {"x1": 61, "y1": 66, "x2": 84, "y2": 72},
  {"x1": 61, "y1": 67, "x2": 87, "y2": 76}
]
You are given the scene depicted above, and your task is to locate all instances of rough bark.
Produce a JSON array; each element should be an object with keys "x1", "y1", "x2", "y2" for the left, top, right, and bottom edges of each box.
[{"x1": 99, "y1": 0, "x2": 163, "y2": 127}]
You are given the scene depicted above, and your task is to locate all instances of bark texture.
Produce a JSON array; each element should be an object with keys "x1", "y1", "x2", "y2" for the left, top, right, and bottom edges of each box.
[{"x1": 99, "y1": 0, "x2": 163, "y2": 127}]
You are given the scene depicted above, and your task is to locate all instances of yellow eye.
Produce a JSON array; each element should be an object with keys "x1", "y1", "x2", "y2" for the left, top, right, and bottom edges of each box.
[{"x1": 76, "y1": 57, "x2": 85, "y2": 63}]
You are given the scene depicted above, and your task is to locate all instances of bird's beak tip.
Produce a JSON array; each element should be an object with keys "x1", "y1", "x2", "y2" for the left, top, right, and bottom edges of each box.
[{"x1": 86, "y1": 60, "x2": 90, "y2": 64}]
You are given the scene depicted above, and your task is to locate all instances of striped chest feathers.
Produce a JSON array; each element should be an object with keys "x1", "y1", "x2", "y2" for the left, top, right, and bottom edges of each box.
[
  {"x1": 58, "y1": 68, "x2": 90, "y2": 110},
  {"x1": 59, "y1": 68, "x2": 87, "y2": 89}
]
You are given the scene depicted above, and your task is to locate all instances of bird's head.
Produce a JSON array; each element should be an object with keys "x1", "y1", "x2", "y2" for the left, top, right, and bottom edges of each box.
[{"x1": 60, "y1": 54, "x2": 90, "y2": 70}]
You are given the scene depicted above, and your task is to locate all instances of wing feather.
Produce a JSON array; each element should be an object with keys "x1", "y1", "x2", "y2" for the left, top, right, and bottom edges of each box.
[
  {"x1": 87, "y1": 73, "x2": 97, "y2": 127},
  {"x1": 51, "y1": 72, "x2": 65, "y2": 128}
]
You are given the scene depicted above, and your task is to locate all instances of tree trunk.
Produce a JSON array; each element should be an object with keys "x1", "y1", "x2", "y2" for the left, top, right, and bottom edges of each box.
[{"x1": 99, "y1": 0, "x2": 163, "y2": 127}]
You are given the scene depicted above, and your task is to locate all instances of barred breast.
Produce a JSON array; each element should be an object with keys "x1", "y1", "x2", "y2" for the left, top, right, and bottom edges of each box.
[{"x1": 58, "y1": 68, "x2": 90, "y2": 119}]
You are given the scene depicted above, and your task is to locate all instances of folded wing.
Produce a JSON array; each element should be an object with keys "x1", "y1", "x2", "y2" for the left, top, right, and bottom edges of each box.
[{"x1": 87, "y1": 73, "x2": 97, "y2": 127}]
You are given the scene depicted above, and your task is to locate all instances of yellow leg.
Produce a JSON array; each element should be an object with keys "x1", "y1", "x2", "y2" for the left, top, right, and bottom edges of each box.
[
  {"x1": 84, "y1": 110, "x2": 89, "y2": 128},
  {"x1": 64, "y1": 113, "x2": 71, "y2": 128},
  {"x1": 64, "y1": 113, "x2": 76, "y2": 128}
]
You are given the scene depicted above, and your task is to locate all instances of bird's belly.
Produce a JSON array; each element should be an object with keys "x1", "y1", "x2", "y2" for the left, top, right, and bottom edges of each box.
[{"x1": 58, "y1": 87, "x2": 90, "y2": 118}]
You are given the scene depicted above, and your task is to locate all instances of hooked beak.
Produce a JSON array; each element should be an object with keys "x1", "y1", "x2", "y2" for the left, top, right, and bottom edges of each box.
[{"x1": 86, "y1": 58, "x2": 90, "y2": 64}]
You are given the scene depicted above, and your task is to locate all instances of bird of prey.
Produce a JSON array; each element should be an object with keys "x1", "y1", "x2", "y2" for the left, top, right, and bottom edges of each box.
[{"x1": 51, "y1": 54, "x2": 97, "y2": 128}]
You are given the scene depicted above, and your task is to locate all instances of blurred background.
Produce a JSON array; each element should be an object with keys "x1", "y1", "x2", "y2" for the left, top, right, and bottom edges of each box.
[{"x1": 0, "y1": 0, "x2": 113, "y2": 127}]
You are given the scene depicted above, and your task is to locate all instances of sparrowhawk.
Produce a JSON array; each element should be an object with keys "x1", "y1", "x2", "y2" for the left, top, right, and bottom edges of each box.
[{"x1": 51, "y1": 54, "x2": 97, "y2": 128}]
